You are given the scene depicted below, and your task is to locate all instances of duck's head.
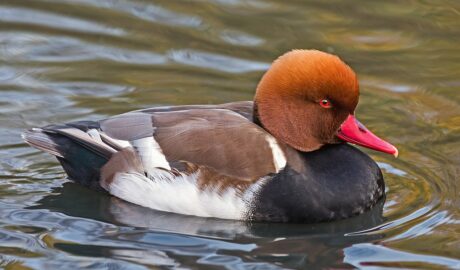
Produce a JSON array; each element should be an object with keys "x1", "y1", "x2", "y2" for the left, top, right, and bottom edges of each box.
[{"x1": 254, "y1": 49, "x2": 398, "y2": 156}]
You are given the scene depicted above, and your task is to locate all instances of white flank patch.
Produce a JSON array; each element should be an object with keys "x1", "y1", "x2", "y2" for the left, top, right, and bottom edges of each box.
[
  {"x1": 105, "y1": 170, "x2": 266, "y2": 220},
  {"x1": 131, "y1": 137, "x2": 171, "y2": 172},
  {"x1": 265, "y1": 135, "x2": 287, "y2": 171}
]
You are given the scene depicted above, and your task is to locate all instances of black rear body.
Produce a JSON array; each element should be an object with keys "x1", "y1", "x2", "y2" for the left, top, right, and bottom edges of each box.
[{"x1": 23, "y1": 121, "x2": 109, "y2": 191}]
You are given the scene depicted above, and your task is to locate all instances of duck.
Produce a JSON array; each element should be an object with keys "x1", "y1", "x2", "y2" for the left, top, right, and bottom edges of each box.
[{"x1": 23, "y1": 49, "x2": 398, "y2": 223}]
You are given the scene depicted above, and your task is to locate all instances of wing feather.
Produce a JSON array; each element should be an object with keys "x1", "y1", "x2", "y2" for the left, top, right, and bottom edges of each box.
[{"x1": 99, "y1": 106, "x2": 283, "y2": 180}]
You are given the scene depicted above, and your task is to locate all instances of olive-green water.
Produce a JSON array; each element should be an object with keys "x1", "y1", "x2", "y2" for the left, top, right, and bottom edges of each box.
[{"x1": 0, "y1": 0, "x2": 459, "y2": 269}]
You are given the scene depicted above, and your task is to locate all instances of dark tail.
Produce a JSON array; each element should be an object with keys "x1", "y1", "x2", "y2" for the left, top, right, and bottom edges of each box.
[{"x1": 23, "y1": 122, "x2": 115, "y2": 191}]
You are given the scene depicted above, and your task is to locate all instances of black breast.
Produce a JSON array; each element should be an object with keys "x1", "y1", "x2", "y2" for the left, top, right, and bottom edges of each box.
[{"x1": 249, "y1": 143, "x2": 385, "y2": 223}]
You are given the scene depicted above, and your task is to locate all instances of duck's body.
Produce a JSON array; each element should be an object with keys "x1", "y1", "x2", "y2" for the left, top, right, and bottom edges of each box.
[{"x1": 24, "y1": 50, "x2": 396, "y2": 223}]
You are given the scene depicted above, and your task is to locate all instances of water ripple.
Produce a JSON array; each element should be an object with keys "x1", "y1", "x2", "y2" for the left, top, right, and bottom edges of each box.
[
  {"x1": 344, "y1": 243, "x2": 460, "y2": 269},
  {"x1": 377, "y1": 162, "x2": 408, "y2": 177},
  {"x1": 63, "y1": 0, "x2": 203, "y2": 28},
  {"x1": 167, "y1": 49, "x2": 269, "y2": 73},
  {"x1": 387, "y1": 210, "x2": 451, "y2": 241},
  {"x1": 220, "y1": 29, "x2": 265, "y2": 46},
  {"x1": 0, "y1": 32, "x2": 166, "y2": 65},
  {"x1": 1, "y1": 32, "x2": 268, "y2": 74},
  {"x1": 46, "y1": 82, "x2": 134, "y2": 98},
  {"x1": 0, "y1": 6, "x2": 124, "y2": 36}
]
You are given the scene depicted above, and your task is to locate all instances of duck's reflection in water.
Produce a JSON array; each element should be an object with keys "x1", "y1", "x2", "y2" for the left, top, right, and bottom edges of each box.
[{"x1": 30, "y1": 182, "x2": 386, "y2": 269}]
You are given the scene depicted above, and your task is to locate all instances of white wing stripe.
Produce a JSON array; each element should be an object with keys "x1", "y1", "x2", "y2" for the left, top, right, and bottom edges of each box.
[
  {"x1": 131, "y1": 137, "x2": 171, "y2": 172},
  {"x1": 265, "y1": 135, "x2": 287, "y2": 171}
]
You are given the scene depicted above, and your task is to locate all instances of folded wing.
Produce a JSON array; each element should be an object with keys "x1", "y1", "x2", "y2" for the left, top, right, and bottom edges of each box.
[{"x1": 99, "y1": 105, "x2": 285, "y2": 180}]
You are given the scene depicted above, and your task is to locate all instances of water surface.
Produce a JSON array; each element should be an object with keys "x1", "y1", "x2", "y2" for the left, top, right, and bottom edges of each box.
[{"x1": 1, "y1": 0, "x2": 459, "y2": 269}]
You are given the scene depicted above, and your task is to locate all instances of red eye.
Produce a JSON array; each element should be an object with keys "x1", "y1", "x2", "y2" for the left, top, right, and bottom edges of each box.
[{"x1": 319, "y1": 99, "x2": 332, "y2": 108}]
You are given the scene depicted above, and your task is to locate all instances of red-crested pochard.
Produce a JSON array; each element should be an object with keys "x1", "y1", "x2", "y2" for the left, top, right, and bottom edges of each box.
[{"x1": 24, "y1": 50, "x2": 398, "y2": 223}]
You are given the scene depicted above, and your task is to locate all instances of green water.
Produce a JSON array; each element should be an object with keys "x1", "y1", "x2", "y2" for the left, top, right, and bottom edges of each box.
[{"x1": 0, "y1": 0, "x2": 459, "y2": 269}]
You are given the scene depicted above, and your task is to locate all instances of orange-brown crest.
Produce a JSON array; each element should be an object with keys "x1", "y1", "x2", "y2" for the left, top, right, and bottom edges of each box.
[{"x1": 254, "y1": 49, "x2": 360, "y2": 152}]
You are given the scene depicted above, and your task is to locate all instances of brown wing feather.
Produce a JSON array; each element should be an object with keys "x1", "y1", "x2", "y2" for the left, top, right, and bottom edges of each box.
[
  {"x1": 99, "y1": 103, "x2": 278, "y2": 180},
  {"x1": 152, "y1": 109, "x2": 277, "y2": 180}
]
